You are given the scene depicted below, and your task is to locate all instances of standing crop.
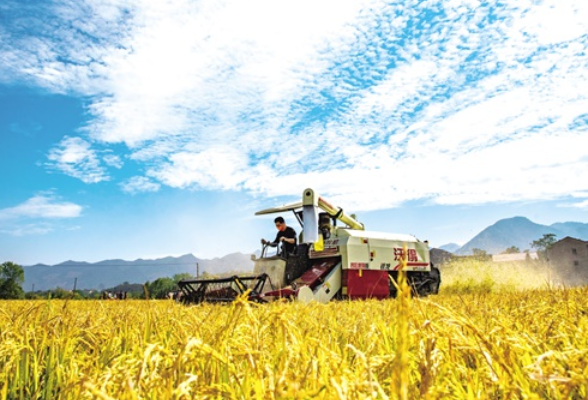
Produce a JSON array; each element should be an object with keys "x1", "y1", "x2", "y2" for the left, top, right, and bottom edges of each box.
[{"x1": 1, "y1": 284, "x2": 587, "y2": 399}]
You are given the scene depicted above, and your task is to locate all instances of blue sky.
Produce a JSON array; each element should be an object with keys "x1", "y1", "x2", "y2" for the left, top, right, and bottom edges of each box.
[{"x1": 1, "y1": 0, "x2": 587, "y2": 265}]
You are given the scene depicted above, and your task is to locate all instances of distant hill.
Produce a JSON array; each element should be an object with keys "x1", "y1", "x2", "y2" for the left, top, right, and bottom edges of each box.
[
  {"x1": 430, "y1": 248, "x2": 455, "y2": 267},
  {"x1": 438, "y1": 243, "x2": 461, "y2": 253},
  {"x1": 456, "y1": 217, "x2": 588, "y2": 255},
  {"x1": 24, "y1": 253, "x2": 254, "y2": 291},
  {"x1": 549, "y1": 222, "x2": 588, "y2": 238}
]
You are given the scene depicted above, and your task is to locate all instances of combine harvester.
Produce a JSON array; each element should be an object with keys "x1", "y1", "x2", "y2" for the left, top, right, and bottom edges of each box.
[{"x1": 178, "y1": 189, "x2": 440, "y2": 304}]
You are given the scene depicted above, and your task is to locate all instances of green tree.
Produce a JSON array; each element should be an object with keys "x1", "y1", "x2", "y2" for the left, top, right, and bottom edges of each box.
[
  {"x1": 24, "y1": 291, "x2": 41, "y2": 300},
  {"x1": 51, "y1": 287, "x2": 70, "y2": 299},
  {"x1": 502, "y1": 246, "x2": 520, "y2": 254},
  {"x1": 199, "y1": 271, "x2": 215, "y2": 279},
  {"x1": 173, "y1": 273, "x2": 194, "y2": 282},
  {"x1": 530, "y1": 233, "x2": 557, "y2": 251},
  {"x1": 145, "y1": 277, "x2": 176, "y2": 299},
  {"x1": 531, "y1": 233, "x2": 557, "y2": 259},
  {"x1": 0, "y1": 261, "x2": 25, "y2": 299},
  {"x1": 471, "y1": 248, "x2": 490, "y2": 260}
]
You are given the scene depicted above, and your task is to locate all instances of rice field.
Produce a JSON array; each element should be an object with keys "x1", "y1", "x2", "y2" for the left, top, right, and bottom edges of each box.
[{"x1": 1, "y1": 260, "x2": 587, "y2": 399}]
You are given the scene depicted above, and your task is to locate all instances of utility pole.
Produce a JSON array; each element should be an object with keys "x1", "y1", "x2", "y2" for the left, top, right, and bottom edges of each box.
[
  {"x1": 73, "y1": 277, "x2": 77, "y2": 292},
  {"x1": 196, "y1": 263, "x2": 199, "y2": 278}
]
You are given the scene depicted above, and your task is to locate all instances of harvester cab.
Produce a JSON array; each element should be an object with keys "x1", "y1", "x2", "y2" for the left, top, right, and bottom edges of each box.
[{"x1": 178, "y1": 188, "x2": 441, "y2": 304}]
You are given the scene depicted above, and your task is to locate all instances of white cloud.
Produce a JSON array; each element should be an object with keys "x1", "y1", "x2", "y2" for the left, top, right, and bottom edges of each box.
[
  {"x1": 120, "y1": 176, "x2": 160, "y2": 194},
  {"x1": 46, "y1": 137, "x2": 109, "y2": 183},
  {"x1": 0, "y1": 224, "x2": 54, "y2": 237},
  {"x1": 560, "y1": 194, "x2": 588, "y2": 210},
  {"x1": 514, "y1": 0, "x2": 588, "y2": 46},
  {"x1": 0, "y1": 193, "x2": 83, "y2": 236},
  {"x1": 0, "y1": 193, "x2": 83, "y2": 220},
  {"x1": 103, "y1": 153, "x2": 123, "y2": 169},
  {"x1": 567, "y1": 200, "x2": 588, "y2": 210},
  {"x1": 149, "y1": 147, "x2": 252, "y2": 190},
  {"x1": 3, "y1": 0, "x2": 588, "y2": 210}
]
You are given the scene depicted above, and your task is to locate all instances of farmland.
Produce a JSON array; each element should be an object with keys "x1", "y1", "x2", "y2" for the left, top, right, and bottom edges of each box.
[{"x1": 1, "y1": 260, "x2": 587, "y2": 399}]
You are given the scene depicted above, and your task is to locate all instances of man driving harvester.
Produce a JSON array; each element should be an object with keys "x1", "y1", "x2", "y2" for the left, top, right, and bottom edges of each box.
[{"x1": 261, "y1": 216, "x2": 297, "y2": 256}]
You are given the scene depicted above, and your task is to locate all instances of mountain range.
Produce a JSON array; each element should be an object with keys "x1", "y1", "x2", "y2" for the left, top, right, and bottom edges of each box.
[
  {"x1": 24, "y1": 253, "x2": 254, "y2": 291},
  {"x1": 22, "y1": 216, "x2": 588, "y2": 291},
  {"x1": 452, "y1": 217, "x2": 588, "y2": 255}
]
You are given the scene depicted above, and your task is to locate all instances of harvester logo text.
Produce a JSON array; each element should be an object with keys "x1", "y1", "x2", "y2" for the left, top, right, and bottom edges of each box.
[{"x1": 393, "y1": 247, "x2": 418, "y2": 262}]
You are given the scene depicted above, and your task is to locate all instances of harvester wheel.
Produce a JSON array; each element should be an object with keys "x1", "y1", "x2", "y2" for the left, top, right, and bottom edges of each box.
[{"x1": 428, "y1": 265, "x2": 441, "y2": 294}]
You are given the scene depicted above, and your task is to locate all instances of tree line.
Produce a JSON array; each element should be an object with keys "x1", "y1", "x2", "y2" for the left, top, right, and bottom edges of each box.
[{"x1": 0, "y1": 262, "x2": 223, "y2": 300}]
